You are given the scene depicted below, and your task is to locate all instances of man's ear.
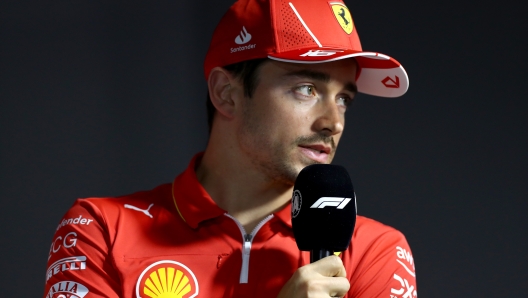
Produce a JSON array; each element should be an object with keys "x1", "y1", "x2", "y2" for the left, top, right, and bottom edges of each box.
[{"x1": 207, "y1": 67, "x2": 238, "y2": 119}]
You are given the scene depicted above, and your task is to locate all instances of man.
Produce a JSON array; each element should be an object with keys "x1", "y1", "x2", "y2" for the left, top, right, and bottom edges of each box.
[{"x1": 44, "y1": 0, "x2": 416, "y2": 297}]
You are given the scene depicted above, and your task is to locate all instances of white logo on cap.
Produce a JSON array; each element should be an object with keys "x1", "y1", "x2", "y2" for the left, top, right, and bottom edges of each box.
[
  {"x1": 235, "y1": 26, "x2": 252, "y2": 44},
  {"x1": 300, "y1": 50, "x2": 344, "y2": 57}
]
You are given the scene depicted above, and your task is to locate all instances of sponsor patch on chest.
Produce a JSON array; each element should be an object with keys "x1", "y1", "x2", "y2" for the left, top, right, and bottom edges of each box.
[{"x1": 136, "y1": 260, "x2": 199, "y2": 298}]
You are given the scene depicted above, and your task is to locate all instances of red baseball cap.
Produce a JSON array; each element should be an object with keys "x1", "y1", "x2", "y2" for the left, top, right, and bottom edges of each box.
[{"x1": 204, "y1": 0, "x2": 409, "y2": 98}]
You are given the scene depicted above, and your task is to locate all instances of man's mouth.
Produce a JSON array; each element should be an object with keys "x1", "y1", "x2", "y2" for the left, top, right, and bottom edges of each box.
[
  {"x1": 298, "y1": 144, "x2": 332, "y2": 163},
  {"x1": 299, "y1": 144, "x2": 331, "y2": 154}
]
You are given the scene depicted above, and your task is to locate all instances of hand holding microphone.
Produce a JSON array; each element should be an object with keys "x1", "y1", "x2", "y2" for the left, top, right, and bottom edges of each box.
[
  {"x1": 277, "y1": 255, "x2": 350, "y2": 298},
  {"x1": 278, "y1": 164, "x2": 356, "y2": 298}
]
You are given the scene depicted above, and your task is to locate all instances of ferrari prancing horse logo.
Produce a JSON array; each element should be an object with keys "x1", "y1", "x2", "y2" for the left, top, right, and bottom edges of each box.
[{"x1": 330, "y1": 3, "x2": 354, "y2": 34}]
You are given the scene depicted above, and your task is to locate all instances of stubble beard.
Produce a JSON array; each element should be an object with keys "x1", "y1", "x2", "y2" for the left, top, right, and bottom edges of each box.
[
  {"x1": 238, "y1": 104, "x2": 337, "y2": 186},
  {"x1": 238, "y1": 106, "x2": 299, "y2": 186}
]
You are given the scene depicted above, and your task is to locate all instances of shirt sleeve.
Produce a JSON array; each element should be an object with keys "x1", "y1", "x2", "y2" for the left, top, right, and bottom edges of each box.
[
  {"x1": 43, "y1": 199, "x2": 122, "y2": 298},
  {"x1": 348, "y1": 229, "x2": 418, "y2": 298}
]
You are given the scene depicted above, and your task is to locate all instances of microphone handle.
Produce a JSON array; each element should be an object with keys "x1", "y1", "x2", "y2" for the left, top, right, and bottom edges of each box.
[{"x1": 310, "y1": 249, "x2": 333, "y2": 263}]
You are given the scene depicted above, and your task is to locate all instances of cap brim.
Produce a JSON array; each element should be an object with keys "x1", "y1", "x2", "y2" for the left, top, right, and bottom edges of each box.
[{"x1": 268, "y1": 48, "x2": 409, "y2": 98}]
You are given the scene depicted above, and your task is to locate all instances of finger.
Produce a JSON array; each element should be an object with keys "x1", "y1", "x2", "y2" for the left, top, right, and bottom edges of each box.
[
  {"x1": 311, "y1": 255, "x2": 347, "y2": 278},
  {"x1": 328, "y1": 276, "x2": 351, "y2": 297}
]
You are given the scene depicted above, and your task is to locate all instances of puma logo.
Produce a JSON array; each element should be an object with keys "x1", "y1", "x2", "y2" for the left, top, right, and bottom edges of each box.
[{"x1": 124, "y1": 203, "x2": 154, "y2": 218}]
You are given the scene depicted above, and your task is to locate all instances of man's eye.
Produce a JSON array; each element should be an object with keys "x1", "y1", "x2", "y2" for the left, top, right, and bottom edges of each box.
[
  {"x1": 295, "y1": 85, "x2": 315, "y2": 96},
  {"x1": 337, "y1": 96, "x2": 353, "y2": 107}
]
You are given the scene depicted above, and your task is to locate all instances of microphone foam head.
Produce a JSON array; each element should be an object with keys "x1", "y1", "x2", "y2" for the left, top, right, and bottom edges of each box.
[{"x1": 291, "y1": 164, "x2": 356, "y2": 252}]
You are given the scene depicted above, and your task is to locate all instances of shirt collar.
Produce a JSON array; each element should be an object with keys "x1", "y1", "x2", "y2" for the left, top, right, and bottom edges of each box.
[
  {"x1": 172, "y1": 153, "x2": 294, "y2": 229},
  {"x1": 274, "y1": 202, "x2": 292, "y2": 228},
  {"x1": 172, "y1": 153, "x2": 226, "y2": 229}
]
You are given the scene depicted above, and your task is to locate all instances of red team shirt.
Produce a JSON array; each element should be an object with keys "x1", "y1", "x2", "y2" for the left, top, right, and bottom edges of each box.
[{"x1": 44, "y1": 155, "x2": 417, "y2": 298}]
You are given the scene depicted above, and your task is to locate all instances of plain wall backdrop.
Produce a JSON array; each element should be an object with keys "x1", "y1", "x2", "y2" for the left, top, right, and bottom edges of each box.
[{"x1": 1, "y1": 0, "x2": 526, "y2": 296}]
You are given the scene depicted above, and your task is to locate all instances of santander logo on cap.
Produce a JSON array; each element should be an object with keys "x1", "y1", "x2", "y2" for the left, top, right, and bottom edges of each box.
[{"x1": 235, "y1": 26, "x2": 252, "y2": 44}]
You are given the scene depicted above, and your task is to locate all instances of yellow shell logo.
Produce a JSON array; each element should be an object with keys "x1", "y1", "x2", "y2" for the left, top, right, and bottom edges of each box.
[
  {"x1": 331, "y1": 3, "x2": 354, "y2": 34},
  {"x1": 136, "y1": 261, "x2": 199, "y2": 298}
]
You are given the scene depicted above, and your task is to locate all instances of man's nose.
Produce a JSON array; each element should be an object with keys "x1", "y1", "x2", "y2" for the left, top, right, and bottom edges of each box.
[{"x1": 312, "y1": 99, "x2": 344, "y2": 136}]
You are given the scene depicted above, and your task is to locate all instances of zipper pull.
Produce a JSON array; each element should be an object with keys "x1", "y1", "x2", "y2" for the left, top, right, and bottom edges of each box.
[{"x1": 240, "y1": 234, "x2": 252, "y2": 283}]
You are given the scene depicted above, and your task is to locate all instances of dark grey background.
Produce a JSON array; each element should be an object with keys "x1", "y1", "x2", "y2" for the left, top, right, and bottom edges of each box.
[{"x1": 1, "y1": 0, "x2": 526, "y2": 297}]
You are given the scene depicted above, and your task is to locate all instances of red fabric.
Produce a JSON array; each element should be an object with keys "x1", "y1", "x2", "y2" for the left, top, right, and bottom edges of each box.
[
  {"x1": 44, "y1": 155, "x2": 417, "y2": 298},
  {"x1": 203, "y1": 0, "x2": 408, "y2": 99},
  {"x1": 204, "y1": 0, "x2": 363, "y2": 80}
]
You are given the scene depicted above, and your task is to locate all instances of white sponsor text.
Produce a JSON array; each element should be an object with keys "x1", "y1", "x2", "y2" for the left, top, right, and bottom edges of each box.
[
  {"x1": 46, "y1": 256, "x2": 86, "y2": 281},
  {"x1": 396, "y1": 246, "x2": 416, "y2": 277},
  {"x1": 230, "y1": 43, "x2": 256, "y2": 53},
  {"x1": 56, "y1": 215, "x2": 93, "y2": 231},
  {"x1": 390, "y1": 273, "x2": 417, "y2": 298},
  {"x1": 48, "y1": 232, "x2": 77, "y2": 260},
  {"x1": 396, "y1": 246, "x2": 415, "y2": 269},
  {"x1": 47, "y1": 281, "x2": 89, "y2": 298}
]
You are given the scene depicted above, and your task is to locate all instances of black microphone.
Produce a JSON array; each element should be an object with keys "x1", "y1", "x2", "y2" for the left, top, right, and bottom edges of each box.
[{"x1": 291, "y1": 164, "x2": 356, "y2": 263}]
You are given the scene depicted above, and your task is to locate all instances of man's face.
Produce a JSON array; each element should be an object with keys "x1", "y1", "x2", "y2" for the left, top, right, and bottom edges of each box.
[{"x1": 236, "y1": 59, "x2": 358, "y2": 185}]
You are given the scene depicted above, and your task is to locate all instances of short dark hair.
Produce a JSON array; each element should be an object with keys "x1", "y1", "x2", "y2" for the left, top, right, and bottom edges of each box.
[{"x1": 206, "y1": 58, "x2": 268, "y2": 133}]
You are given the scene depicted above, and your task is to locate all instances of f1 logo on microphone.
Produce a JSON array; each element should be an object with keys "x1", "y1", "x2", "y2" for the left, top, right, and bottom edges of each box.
[{"x1": 310, "y1": 197, "x2": 351, "y2": 209}]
